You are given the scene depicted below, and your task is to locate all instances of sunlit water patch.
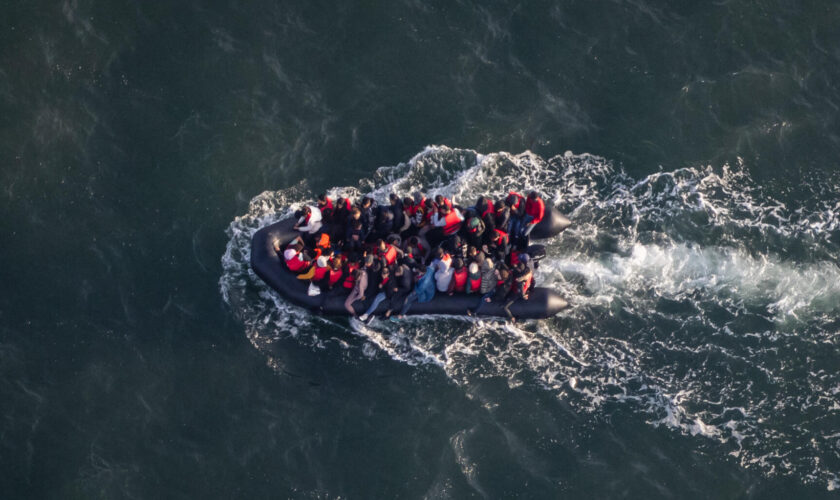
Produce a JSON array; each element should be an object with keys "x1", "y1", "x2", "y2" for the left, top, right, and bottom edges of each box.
[{"x1": 221, "y1": 146, "x2": 840, "y2": 490}]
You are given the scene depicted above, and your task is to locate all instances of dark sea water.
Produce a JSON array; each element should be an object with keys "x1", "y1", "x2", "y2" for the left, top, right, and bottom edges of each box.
[{"x1": 3, "y1": 1, "x2": 840, "y2": 498}]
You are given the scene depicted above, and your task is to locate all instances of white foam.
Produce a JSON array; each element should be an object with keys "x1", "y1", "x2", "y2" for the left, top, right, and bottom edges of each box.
[{"x1": 220, "y1": 145, "x2": 840, "y2": 489}]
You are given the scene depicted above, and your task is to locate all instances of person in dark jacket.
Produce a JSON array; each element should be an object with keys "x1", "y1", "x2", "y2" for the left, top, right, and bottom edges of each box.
[{"x1": 383, "y1": 262, "x2": 413, "y2": 319}]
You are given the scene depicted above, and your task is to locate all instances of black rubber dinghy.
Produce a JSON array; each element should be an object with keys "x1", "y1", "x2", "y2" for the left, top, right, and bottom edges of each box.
[{"x1": 250, "y1": 207, "x2": 571, "y2": 319}]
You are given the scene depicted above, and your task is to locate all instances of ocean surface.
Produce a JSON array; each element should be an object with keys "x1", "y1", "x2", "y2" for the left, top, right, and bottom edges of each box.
[{"x1": 3, "y1": 1, "x2": 840, "y2": 498}]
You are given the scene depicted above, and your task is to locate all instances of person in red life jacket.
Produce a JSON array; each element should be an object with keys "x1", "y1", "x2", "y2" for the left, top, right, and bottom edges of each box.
[
  {"x1": 509, "y1": 244, "x2": 526, "y2": 268},
  {"x1": 503, "y1": 261, "x2": 533, "y2": 323},
  {"x1": 343, "y1": 268, "x2": 368, "y2": 316},
  {"x1": 466, "y1": 259, "x2": 482, "y2": 294},
  {"x1": 309, "y1": 248, "x2": 333, "y2": 287},
  {"x1": 494, "y1": 199, "x2": 510, "y2": 233},
  {"x1": 447, "y1": 258, "x2": 468, "y2": 295},
  {"x1": 522, "y1": 191, "x2": 546, "y2": 237},
  {"x1": 279, "y1": 237, "x2": 312, "y2": 274},
  {"x1": 474, "y1": 196, "x2": 495, "y2": 220},
  {"x1": 317, "y1": 193, "x2": 335, "y2": 224},
  {"x1": 317, "y1": 256, "x2": 348, "y2": 312},
  {"x1": 325, "y1": 257, "x2": 344, "y2": 289},
  {"x1": 428, "y1": 205, "x2": 464, "y2": 248},
  {"x1": 402, "y1": 235, "x2": 426, "y2": 262},
  {"x1": 342, "y1": 258, "x2": 361, "y2": 290},
  {"x1": 434, "y1": 194, "x2": 453, "y2": 211},
  {"x1": 486, "y1": 227, "x2": 510, "y2": 261},
  {"x1": 376, "y1": 238, "x2": 403, "y2": 266},
  {"x1": 417, "y1": 198, "x2": 438, "y2": 238}
]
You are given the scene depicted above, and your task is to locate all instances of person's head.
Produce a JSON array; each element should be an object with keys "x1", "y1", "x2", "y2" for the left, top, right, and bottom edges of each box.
[
  {"x1": 475, "y1": 196, "x2": 486, "y2": 209},
  {"x1": 505, "y1": 194, "x2": 518, "y2": 206},
  {"x1": 424, "y1": 199, "x2": 435, "y2": 209},
  {"x1": 376, "y1": 239, "x2": 386, "y2": 250},
  {"x1": 516, "y1": 261, "x2": 526, "y2": 272},
  {"x1": 381, "y1": 265, "x2": 390, "y2": 276},
  {"x1": 435, "y1": 247, "x2": 445, "y2": 259},
  {"x1": 494, "y1": 200, "x2": 505, "y2": 211},
  {"x1": 361, "y1": 197, "x2": 372, "y2": 208},
  {"x1": 528, "y1": 191, "x2": 539, "y2": 200},
  {"x1": 389, "y1": 193, "x2": 399, "y2": 205},
  {"x1": 468, "y1": 217, "x2": 481, "y2": 232},
  {"x1": 322, "y1": 248, "x2": 334, "y2": 259},
  {"x1": 453, "y1": 258, "x2": 464, "y2": 270},
  {"x1": 413, "y1": 192, "x2": 425, "y2": 205},
  {"x1": 402, "y1": 196, "x2": 413, "y2": 208},
  {"x1": 467, "y1": 246, "x2": 478, "y2": 258},
  {"x1": 439, "y1": 205, "x2": 451, "y2": 215},
  {"x1": 364, "y1": 254, "x2": 375, "y2": 267},
  {"x1": 317, "y1": 193, "x2": 328, "y2": 205},
  {"x1": 394, "y1": 263, "x2": 405, "y2": 275},
  {"x1": 330, "y1": 258, "x2": 342, "y2": 270},
  {"x1": 301, "y1": 206, "x2": 311, "y2": 216},
  {"x1": 351, "y1": 207, "x2": 361, "y2": 219},
  {"x1": 498, "y1": 269, "x2": 510, "y2": 280},
  {"x1": 434, "y1": 194, "x2": 445, "y2": 205}
]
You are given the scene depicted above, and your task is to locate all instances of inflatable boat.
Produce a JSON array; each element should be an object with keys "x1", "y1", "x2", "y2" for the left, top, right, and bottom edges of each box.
[{"x1": 250, "y1": 206, "x2": 571, "y2": 319}]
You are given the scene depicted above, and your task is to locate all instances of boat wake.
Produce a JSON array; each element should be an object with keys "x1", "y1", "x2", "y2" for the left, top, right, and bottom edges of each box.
[{"x1": 220, "y1": 146, "x2": 840, "y2": 491}]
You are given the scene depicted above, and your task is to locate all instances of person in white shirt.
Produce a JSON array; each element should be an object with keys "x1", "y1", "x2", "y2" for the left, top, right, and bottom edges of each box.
[
  {"x1": 430, "y1": 247, "x2": 453, "y2": 292},
  {"x1": 293, "y1": 206, "x2": 323, "y2": 247}
]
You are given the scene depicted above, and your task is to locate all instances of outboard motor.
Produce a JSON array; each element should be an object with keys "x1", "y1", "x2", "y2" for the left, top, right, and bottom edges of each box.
[{"x1": 526, "y1": 244, "x2": 547, "y2": 269}]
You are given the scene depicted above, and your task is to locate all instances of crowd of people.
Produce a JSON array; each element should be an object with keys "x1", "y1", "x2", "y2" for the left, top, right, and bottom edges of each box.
[{"x1": 273, "y1": 190, "x2": 547, "y2": 322}]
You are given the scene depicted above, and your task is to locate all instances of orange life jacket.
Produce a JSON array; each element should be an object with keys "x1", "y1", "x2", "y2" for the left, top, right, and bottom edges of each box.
[
  {"x1": 381, "y1": 244, "x2": 398, "y2": 265},
  {"x1": 442, "y1": 211, "x2": 462, "y2": 235}
]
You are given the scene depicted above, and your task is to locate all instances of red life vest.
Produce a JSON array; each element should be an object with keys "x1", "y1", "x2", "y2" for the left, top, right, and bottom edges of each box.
[
  {"x1": 328, "y1": 268, "x2": 343, "y2": 286},
  {"x1": 343, "y1": 263, "x2": 359, "y2": 289},
  {"x1": 481, "y1": 202, "x2": 495, "y2": 219},
  {"x1": 423, "y1": 205, "x2": 436, "y2": 225},
  {"x1": 380, "y1": 275, "x2": 389, "y2": 287},
  {"x1": 525, "y1": 197, "x2": 545, "y2": 224},
  {"x1": 381, "y1": 244, "x2": 398, "y2": 265},
  {"x1": 494, "y1": 229, "x2": 509, "y2": 246},
  {"x1": 408, "y1": 199, "x2": 424, "y2": 217},
  {"x1": 469, "y1": 274, "x2": 481, "y2": 292},
  {"x1": 313, "y1": 264, "x2": 329, "y2": 281},
  {"x1": 510, "y1": 250, "x2": 523, "y2": 267},
  {"x1": 442, "y1": 211, "x2": 462, "y2": 235},
  {"x1": 507, "y1": 191, "x2": 525, "y2": 210},
  {"x1": 452, "y1": 268, "x2": 468, "y2": 292},
  {"x1": 286, "y1": 251, "x2": 307, "y2": 272}
]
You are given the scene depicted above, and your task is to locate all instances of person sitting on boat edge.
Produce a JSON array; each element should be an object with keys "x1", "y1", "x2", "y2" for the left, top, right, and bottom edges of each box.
[
  {"x1": 293, "y1": 205, "x2": 323, "y2": 245},
  {"x1": 522, "y1": 191, "x2": 545, "y2": 237},
  {"x1": 344, "y1": 267, "x2": 368, "y2": 316},
  {"x1": 431, "y1": 247, "x2": 454, "y2": 292},
  {"x1": 447, "y1": 258, "x2": 468, "y2": 295}
]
